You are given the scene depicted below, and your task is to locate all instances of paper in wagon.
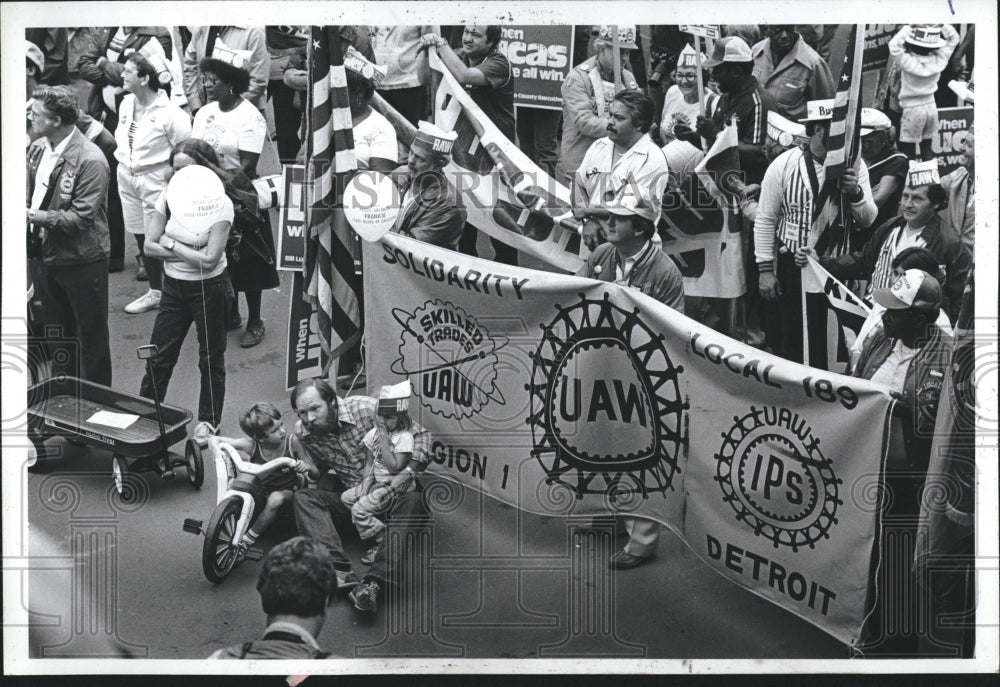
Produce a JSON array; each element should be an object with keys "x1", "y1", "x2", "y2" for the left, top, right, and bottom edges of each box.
[{"x1": 85, "y1": 410, "x2": 140, "y2": 429}]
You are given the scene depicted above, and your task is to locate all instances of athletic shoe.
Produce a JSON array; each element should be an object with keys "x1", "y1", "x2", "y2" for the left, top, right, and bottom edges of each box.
[
  {"x1": 124, "y1": 290, "x2": 161, "y2": 314},
  {"x1": 239, "y1": 322, "x2": 265, "y2": 348},
  {"x1": 193, "y1": 421, "x2": 217, "y2": 447},
  {"x1": 349, "y1": 580, "x2": 379, "y2": 614}
]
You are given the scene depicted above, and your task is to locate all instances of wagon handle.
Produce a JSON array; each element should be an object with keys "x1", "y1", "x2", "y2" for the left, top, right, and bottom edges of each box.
[{"x1": 137, "y1": 345, "x2": 174, "y2": 479}]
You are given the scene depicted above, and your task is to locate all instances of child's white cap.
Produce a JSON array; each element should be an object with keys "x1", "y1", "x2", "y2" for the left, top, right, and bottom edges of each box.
[{"x1": 377, "y1": 380, "x2": 412, "y2": 415}]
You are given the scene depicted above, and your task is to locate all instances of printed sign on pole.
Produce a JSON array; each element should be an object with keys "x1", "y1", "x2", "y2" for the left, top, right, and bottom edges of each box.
[
  {"x1": 277, "y1": 164, "x2": 307, "y2": 271},
  {"x1": 680, "y1": 25, "x2": 721, "y2": 40},
  {"x1": 498, "y1": 25, "x2": 575, "y2": 111},
  {"x1": 932, "y1": 106, "x2": 974, "y2": 177}
]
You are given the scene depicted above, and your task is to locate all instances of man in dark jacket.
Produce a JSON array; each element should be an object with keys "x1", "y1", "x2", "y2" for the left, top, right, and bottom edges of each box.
[
  {"x1": 392, "y1": 121, "x2": 466, "y2": 251},
  {"x1": 27, "y1": 86, "x2": 112, "y2": 386},
  {"x1": 685, "y1": 36, "x2": 777, "y2": 185},
  {"x1": 208, "y1": 537, "x2": 338, "y2": 659},
  {"x1": 799, "y1": 172, "x2": 971, "y2": 323},
  {"x1": 577, "y1": 194, "x2": 684, "y2": 570}
]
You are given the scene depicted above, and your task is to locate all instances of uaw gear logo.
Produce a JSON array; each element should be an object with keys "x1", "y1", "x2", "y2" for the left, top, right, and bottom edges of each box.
[
  {"x1": 715, "y1": 406, "x2": 842, "y2": 552},
  {"x1": 526, "y1": 293, "x2": 687, "y2": 502},
  {"x1": 391, "y1": 299, "x2": 507, "y2": 419}
]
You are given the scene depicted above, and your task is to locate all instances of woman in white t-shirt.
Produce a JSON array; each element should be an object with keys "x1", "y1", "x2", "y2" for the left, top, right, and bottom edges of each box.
[
  {"x1": 192, "y1": 54, "x2": 276, "y2": 348},
  {"x1": 659, "y1": 59, "x2": 712, "y2": 144},
  {"x1": 139, "y1": 143, "x2": 235, "y2": 452}
]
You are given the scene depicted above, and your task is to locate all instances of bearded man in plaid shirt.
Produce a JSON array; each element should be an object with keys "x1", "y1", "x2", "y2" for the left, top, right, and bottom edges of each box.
[{"x1": 290, "y1": 378, "x2": 432, "y2": 616}]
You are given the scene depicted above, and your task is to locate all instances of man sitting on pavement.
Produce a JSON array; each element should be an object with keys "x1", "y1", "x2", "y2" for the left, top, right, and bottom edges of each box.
[
  {"x1": 208, "y1": 537, "x2": 338, "y2": 659},
  {"x1": 290, "y1": 378, "x2": 432, "y2": 615}
]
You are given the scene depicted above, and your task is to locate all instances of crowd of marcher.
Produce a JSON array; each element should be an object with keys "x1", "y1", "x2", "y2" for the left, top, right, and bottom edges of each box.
[{"x1": 25, "y1": 23, "x2": 976, "y2": 659}]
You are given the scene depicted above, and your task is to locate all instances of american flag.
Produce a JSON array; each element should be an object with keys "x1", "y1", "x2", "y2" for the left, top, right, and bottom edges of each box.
[
  {"x1": 303, "y1": 26, "x2": 360, "y2": 360},
  {"x1": 812, "y1": 24, "x2": 864, "y2": 256}
]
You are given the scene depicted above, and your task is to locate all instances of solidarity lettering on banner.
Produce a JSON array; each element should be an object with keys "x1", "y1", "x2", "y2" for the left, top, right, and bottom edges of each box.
[{"x1": 364, "y1": 233, "x2": 893, "y2": 646}]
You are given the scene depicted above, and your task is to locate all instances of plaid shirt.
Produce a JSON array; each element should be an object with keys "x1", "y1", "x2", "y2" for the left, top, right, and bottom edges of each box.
[{"x1": 296, "y1": 395, "x2": 431, "y2": 490}]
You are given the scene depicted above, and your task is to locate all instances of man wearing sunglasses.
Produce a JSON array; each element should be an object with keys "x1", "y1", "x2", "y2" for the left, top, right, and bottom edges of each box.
[{"x1": 751, "y1": 24, "x2": 834, "y2": 121}]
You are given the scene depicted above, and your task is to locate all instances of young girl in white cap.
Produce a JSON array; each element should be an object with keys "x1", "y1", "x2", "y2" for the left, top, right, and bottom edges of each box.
[{"x1": 341, "y1": 381, "x2": 417, "y2": 564}]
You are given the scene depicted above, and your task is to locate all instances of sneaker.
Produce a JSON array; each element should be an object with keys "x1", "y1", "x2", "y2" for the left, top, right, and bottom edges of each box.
[
  {"x1": 349, "y1": 580, "x2": 380, "y2": 614},
  {"x1": 336, "y1": 569, "x2": 360, "y2": 591},
  {"x1": 193, "y1": 421, "x2": 217, "y2": 447},
  {"x1": 239, "y1": 322, "x2": 265, "y2": 348},
  {"x1": 124, "y1": 290, "x2": 161, "y2": 314}
]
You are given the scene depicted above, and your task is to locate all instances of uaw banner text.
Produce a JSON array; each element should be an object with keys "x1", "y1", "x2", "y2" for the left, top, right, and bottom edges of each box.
[{"x1": 364, "y1": 233, "x2": 893, "y2": 645}]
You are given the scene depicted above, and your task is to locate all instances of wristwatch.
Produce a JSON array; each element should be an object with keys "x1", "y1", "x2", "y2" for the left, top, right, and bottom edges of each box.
[
  {"x1": 163, "y1": 236, "x2": 177, "y2": 251},
  {"x1": 404, "y1": 466, "x2": 417, "y2": 476}
]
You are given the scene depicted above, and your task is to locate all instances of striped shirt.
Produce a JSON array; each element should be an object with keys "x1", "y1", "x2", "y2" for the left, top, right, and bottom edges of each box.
[
  {"x1": 869, "y1": 223, "x2": 927, "y2": 293},
  {"x1": 295, "y1": 395, "x2": 431, "y2": 489},
  {"x1": 754, "y1": 147, "x2": 877, "y2": 263}
]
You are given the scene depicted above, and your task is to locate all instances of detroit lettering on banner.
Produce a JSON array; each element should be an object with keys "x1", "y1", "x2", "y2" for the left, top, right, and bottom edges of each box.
[{"x1": 364, "y1": 233, "x2": 893, "y2": 647}]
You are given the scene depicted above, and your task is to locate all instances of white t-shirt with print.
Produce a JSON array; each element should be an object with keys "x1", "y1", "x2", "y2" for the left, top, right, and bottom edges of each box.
[
  {"x1": 352, "y1": 109, "x2": 398, "y2": 170},
  {"x1": 192, "y1": 100, "x2": 267, "y2": 170},
  {"x1": 155, "y1": 191, "x2": 234, "y2": 281}
]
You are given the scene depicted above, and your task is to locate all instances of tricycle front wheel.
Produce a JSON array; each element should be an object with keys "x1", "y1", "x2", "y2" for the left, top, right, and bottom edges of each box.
[{"x1": 202, "y1": 496, "x2": 243, "y2": 583}]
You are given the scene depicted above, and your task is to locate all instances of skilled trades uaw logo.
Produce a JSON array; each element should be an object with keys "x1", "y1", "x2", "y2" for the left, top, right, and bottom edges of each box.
[
  {"x1": 391, "y1": 299, "x2": 508, "y2": 419},
  {"x1": 526, "y1": 293, "x2": 688, "y2": 503},
  {"x1": 715, "y1": 406, "x2": 842, "y2": 552}
]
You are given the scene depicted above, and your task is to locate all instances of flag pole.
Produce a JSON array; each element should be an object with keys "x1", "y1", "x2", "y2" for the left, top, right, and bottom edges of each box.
[
  {"x1": 612, "y1": 26, "x2": 622, "y2": 93},
  {"x1": 695, "y1": 35, "x2": 706, "y2": 117},
  {"x1": 800, "y1": 222, "x2": 810, "y2": 368}
]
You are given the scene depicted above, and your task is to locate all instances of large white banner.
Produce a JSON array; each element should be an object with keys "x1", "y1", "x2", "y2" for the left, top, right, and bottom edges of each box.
[{"x1": 363, "y1": 233, "x2": 893, "y2": 646}]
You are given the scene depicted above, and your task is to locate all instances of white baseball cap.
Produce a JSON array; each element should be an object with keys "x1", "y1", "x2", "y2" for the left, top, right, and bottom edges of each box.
[
  {"x1": 859, "y1": 108, "x2": 892, "y2": 136},
  {"x1": 701, "y1": 37, "x2": 753, "y2": 67},
  {"x1": 873, "y1": 269, "x2": 943, "y2": 311}
]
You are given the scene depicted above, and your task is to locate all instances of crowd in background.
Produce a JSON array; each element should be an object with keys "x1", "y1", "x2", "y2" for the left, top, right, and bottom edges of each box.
[{"x1": 25, "y1": 22, "x2": 977, "y2": 658}]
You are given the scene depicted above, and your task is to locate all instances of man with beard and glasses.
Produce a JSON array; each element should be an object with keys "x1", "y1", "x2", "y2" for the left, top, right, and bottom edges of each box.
[{"x1": 290, "y1": 379, "x2": 432, "y2": 616}]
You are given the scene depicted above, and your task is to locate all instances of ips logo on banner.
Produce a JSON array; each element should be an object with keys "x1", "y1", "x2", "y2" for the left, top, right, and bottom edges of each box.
[
  {"x1": 715, "y1": 406, "x2": 843, "y2": 552},
  {"x1": 526, "y1": 293, "x2": 688, "y2": 504},
  {"x1": 391, "y1": 300, "x2": 508, "y2": 419}
]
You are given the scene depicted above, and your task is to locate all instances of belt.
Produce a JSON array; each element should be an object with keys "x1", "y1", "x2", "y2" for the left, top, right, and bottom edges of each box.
[{"x1": 123, "y1": 161, "x2": 170, "y2": 176}]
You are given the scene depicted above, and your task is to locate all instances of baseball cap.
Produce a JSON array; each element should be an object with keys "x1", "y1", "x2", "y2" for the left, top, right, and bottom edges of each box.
[
  {"x1": 26, "y1": 40, "x2": 45, "y2": 73},
  {"x1": 597, "y1": 26, "x2": 639, "y2": 50},
  {"x1": 873, "y1": 269, "x2": 943, "y2": 312},
  {"x1": 859, "y1": 108, "x2": 892, "y2": 136},
  {"x1": 702, "y1": 37, "x2": 752, "y2": 67}
]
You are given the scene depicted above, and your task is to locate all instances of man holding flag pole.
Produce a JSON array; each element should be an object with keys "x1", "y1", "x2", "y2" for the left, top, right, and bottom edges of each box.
[{"x1": 753, "y1": 25, "x2": 877, "y2": 366}]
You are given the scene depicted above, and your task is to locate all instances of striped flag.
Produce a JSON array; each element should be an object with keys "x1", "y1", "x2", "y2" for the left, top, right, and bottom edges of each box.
[
  {"x1": 303, "y1": 26, "x2": 360, "y2": 361},
  {"x1": 812, "y1": 24, "x2": 865, "y2": 256}
]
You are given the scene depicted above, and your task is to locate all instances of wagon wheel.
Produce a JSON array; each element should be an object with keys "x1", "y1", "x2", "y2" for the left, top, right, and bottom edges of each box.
[
  {"x1": 27, "y1": 434, "x2": 49, "y2": 473},
  {"x1": 202, "y1": 496, "x2": 243, "y2": 583},
  {"x1": 184, "y1": 439, "x2": 205, "y2": 488},
  {"x1": 112, "y1": 454, "x2": 129, "y2": 495}
]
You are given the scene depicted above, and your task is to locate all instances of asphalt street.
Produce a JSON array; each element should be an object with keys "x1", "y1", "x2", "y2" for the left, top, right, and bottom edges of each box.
[{"x1": 23, "y1": 130, "x2": 847, "y2": 663}]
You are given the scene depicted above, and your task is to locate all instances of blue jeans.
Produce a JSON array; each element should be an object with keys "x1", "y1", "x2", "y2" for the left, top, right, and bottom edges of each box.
[{"x1": 139, "y1": 273, "x2": 230, "y2": 425}]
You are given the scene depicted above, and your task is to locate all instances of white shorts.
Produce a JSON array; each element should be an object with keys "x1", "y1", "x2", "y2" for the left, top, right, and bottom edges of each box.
[{"x1": 899, "y1": 102, "x2": 939, "y2": 144}]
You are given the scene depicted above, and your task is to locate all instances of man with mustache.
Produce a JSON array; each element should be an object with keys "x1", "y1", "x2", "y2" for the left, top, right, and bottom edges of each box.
[{"x1": 573, "y1": 89, "x2": 668, "y2": 252}]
